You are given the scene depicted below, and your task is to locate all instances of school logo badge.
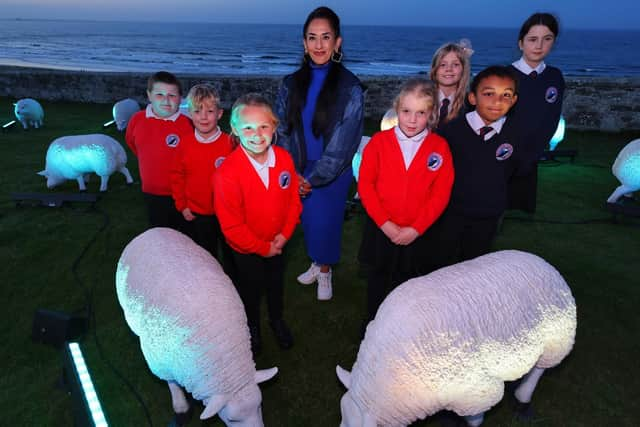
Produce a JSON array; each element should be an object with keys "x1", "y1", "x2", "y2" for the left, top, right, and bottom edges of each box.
[
  {"x1": 545, "y1": 86, "x2": 559, "y2": 103},
  {"x1": 495, "y1": 143, "x2": 514, "y2": 161},
  {"x1": 279, "y1": 171, "x2": 291, "y2": 189},
  {"x1": 214, "y1": 156, "x2": 226, "y2": 168},
  {"x1": 427, "y1": 152, "x2": 443, "y2": 171},
  {"x1": 166, "y1": 134, "x2": 180, "y2": 147}
]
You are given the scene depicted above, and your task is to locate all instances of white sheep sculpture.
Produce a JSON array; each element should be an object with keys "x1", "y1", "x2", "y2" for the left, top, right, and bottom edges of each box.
[
  {"x1": 116, "y1": 228, "x2": 278, "y2": 426},
  {"x1": 336, "y1": 250, "x2": 576, "y2": 427},
  {"x1": 112, "y1": 98, "x2": 140, "y2": 131},
  {"x1": 14, "y1": 98, "x2": 44, "y2": 129},
  {"x1": 607, "y1": 138, "x2": 640, "y2": 203},
  {"x1": 37, "y1": 134, "x2": 133, "y2": 192}
]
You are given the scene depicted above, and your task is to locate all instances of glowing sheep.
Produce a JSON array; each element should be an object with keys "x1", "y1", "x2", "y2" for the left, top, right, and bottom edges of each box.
[
  {"x1": 37, "y1": 134, "x2": 133, "y2": 192},
  {"x1": 112, "y1": 98, "x2": 140, "y2": 131},
  {"x1": 14, "y1": 98, "x2": 44, "y2": 129},
  {"x1": 336, "y1": 250, "x2": 576, "y2": 427},
  {"x1": 607, "y1": 138, "x2": 640, "y2": 203},
  {"x1": 116, "y1": 228, "x2": 277, "y2": 426}
]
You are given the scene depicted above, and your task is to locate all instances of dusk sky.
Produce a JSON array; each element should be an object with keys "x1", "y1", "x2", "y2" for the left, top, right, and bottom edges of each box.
[{"x1": 4, "y1": 0, "x2": 640, "y2": 30}]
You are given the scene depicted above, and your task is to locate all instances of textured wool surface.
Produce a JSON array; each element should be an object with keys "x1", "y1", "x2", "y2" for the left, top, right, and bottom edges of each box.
[
  {"x1": 610, "y1": 138, "x2": 640, "y2": 201},
  {"x1": 347, "y1": 250, "x2": 576, "y2": 425},
  {"x1": 40, "y1": 134, "x2": 130, "y2": 189},
  {"x1": 116, "y1": 228, "x2": 255, "y2": 402}
]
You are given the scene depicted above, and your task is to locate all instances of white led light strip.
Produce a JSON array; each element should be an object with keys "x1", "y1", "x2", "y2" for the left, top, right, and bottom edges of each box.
[{"x1": 68, "y1": 342, "x2": 109, "y2": 427}]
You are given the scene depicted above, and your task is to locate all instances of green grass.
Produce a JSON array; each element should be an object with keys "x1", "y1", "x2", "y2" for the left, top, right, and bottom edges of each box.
[{"x1": 1, "y1": 97, "x2": 639, "y2": 426}]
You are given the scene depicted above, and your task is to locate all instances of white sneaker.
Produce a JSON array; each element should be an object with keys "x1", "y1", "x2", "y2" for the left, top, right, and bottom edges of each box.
[
  {"x1": 317, "y1": 270, "x2": 333, "y2": 301},
  {"x1": 297, "y1": 262, "x2": 321, "y2": 285}
]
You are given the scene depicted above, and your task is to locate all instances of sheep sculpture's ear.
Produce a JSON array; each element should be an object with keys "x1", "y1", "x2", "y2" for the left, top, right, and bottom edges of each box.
[
  {"x1": 336, "y1": 365, "x2": 351, "y2": 389},
  {"x1": 37, "y1": 170, "x2": 48, "y2": 177},
  {"x1": 200, "y1": 394, "x2": 229, "y2": 420},
  {"x1": 255, "y1": 367, "x2": 278, "y2": 384}
]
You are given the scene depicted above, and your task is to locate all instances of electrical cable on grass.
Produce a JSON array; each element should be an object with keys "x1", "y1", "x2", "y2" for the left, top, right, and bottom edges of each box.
[{"x1": 69, "y1": 199, "x2": 153, "y2": 427}]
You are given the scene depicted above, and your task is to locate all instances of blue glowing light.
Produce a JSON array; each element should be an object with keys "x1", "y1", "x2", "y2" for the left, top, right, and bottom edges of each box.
[
  {"x1": 549, "y1": 116, "x2": 565, "y2": 151},
  {"x1": 352, "y1": 152, "x2": 363, "y2": 181},
  {"x1": 351, "y1": 136, "x2": 371, "y2": 182},
  {"x1": 68, "y1": 342, "x2": 109, "y2": 427}
]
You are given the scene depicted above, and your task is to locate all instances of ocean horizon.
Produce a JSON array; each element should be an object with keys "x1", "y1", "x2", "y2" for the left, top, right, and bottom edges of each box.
[{"x1": 1, "y1": 18, "x2": 639, "y2": 77}]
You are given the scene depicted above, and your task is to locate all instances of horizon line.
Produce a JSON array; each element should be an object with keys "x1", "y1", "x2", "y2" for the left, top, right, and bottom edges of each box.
[{"x1": 1, "y1": 17, "x2": 637, "y2": 31}]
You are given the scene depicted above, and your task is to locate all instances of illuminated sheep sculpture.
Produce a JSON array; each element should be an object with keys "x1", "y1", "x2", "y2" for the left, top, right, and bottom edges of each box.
[
  {"x1": 14, "y1": 98, "x2": 44, "y2": 129},
  {"x1": 336, "y1": 250, "x2": 576, "y2": 427},
  {"x1": 607, "y1": 138, "x2": 640, "y2": 203},
  {"x1": 116, "y1": 228, "x2": 277, "y2": 426},
  {"x1": 37, "y1": 134, "x2": 133, "y2": 192},
  {"x1": 112, "y1": 98, "x2": 140, "y2": 131}
]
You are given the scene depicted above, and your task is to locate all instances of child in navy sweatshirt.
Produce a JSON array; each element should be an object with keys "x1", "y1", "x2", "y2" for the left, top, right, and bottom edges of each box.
[{"x1": 426, "y1": 66, "x2": 524, "y2": 269}]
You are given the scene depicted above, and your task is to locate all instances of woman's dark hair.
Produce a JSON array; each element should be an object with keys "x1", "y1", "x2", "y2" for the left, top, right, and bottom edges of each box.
[
  {"x1": 518, "y1": 13, "x2": 559, "y2": 41},
  {"x1": 286, "y1": 6, "x2": 344, "y2": 137}
]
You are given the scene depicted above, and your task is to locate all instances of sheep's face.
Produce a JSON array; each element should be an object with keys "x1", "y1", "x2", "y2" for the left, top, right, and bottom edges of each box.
[
  {"x1": 37, "y1": 170, "x2": 64, "y2": 188},
  {"x1": 217, "y1": 384, "x2": 264, "y2": 427},
  {"x1": 339, "y1": 392, "x2": 376, "y2": 427}
]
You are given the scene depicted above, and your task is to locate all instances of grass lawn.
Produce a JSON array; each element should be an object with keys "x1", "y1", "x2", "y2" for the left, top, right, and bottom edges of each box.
[{"x1": 1, "y1": 97, "x2": 639, "y2": 426}]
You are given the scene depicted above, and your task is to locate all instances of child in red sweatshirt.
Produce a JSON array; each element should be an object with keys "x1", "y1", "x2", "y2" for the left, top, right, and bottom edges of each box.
[
  {"x1": 171, "y1": 83, "x2": 234, "y2": 261},
  {"x1": 214, "y1": 93, "x2": 302, "y2": 356},
  {"x1": 358, "y1": 78, "x2": 454, "y2": 324},
  {"x1": 126, "y1": 71, "x2": 193, "y2": 229}
]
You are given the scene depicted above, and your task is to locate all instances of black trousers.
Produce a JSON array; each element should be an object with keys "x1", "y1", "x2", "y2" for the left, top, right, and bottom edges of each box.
[
  {"x1": 507, "y1": 166, "x2": 538, "y2": 213},
  {"x1": 143, "y1": 193, "x2": 182, "y2": 231},
  {"x1": 231, "y1": 251, "x2": 284, "y2": 329},
  {"x1": 182, "y1": 214, "x2": 220, "y2": 258},
  {"x1": 366, "y1": 269, "x2": 414, "y2": 322},
  {"x1": 183, "y1": 214, "x2": 238, "y2": 282},
  {"x1": 421, "y1": 211, "x2": 501, "y2": 273}
]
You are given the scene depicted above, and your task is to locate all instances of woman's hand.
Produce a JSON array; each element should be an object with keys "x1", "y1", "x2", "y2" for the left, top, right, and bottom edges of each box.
[{"x1": 298, "y1": 174, "x2": 312, "y2": 197}]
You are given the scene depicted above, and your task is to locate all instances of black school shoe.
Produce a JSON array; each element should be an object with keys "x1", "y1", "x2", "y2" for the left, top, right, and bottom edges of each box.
[
  {"x1": 269, "y1": 319, "x2": 293, "y2": 349},
  {"x1": 249, "y1": 325, "x2": 262, "y2": 357}
]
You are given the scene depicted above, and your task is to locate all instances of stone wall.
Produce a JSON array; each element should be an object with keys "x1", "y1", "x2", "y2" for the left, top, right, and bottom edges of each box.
[{"x1": 1, "y1": 66, "x2": 639, "y2": 131}]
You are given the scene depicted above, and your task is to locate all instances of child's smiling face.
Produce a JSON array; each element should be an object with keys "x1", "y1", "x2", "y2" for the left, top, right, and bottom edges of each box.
[
  {"x1": 519, "y1": 24, "x2": 555, "y2": 68},
  {"x1": 435, "y1": 51, "x2": 463, "y2": 91},
  {"x1": 468, "y1": 75, "x2": 518, "y2": 125},
  {"x1": 232, "y1": 105, "x2": 276, "y2": 160}
]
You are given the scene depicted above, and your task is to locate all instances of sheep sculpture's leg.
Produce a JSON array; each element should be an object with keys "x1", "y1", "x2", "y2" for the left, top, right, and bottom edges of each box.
[
  {"x1": 607, "y1": 184, "x2": 632, "y2": 203},
  {"x1": 76, "y1": 176, "x2": 87, "y2": 191},
  {"x1": 513, "y1": 366, "x2": 545, "y2": 420},
  {"x1": 168, "y1": 381, "x2": 191, "y2": 426},
  {"x1": 99, "y1": 175, "x2": 110, "y2": 192},
  {"x1": 464, "y1": 413, "x2": 484, "y2": 427},
  {"x1": 515, "y1": 366, "x2": 545, "y2": 403},
  {"x1": 119, "y1": 166, "x2": 134, "y2": 185}
]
